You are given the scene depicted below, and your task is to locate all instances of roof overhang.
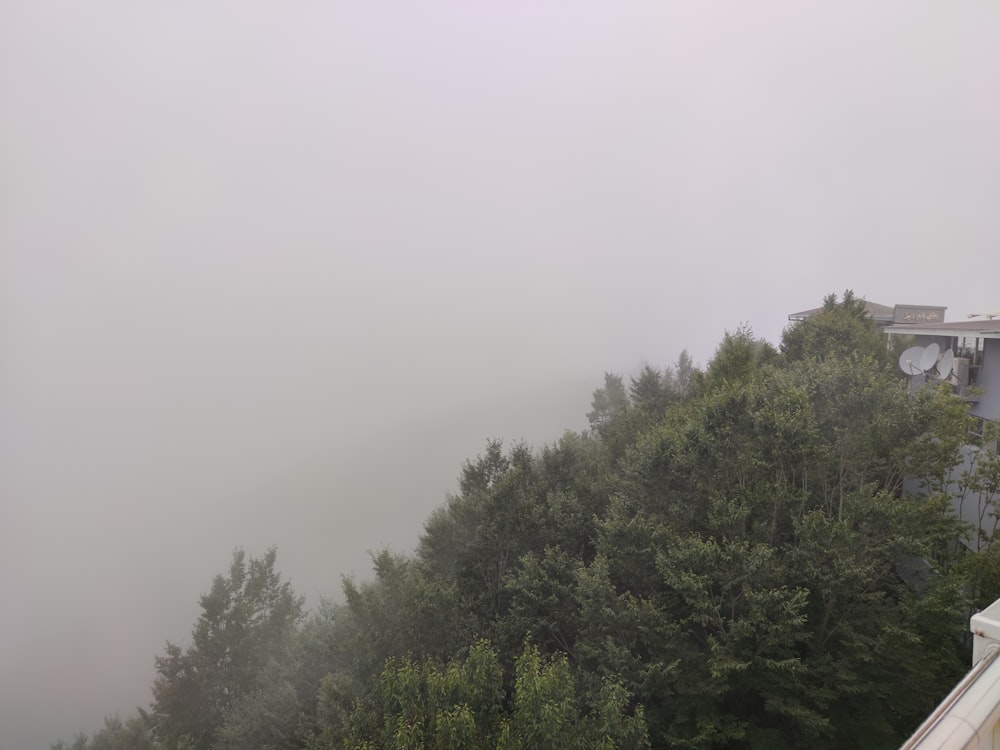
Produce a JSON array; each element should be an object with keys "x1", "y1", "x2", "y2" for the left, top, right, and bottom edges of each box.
[{"x1": 886, "y1": 324, "x2": 1000, "y2": 339}]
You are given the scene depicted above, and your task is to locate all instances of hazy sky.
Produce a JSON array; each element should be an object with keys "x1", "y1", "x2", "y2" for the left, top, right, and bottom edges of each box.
[{"x1": 2, "y1": 2, "x2": 999, "y2": 747}]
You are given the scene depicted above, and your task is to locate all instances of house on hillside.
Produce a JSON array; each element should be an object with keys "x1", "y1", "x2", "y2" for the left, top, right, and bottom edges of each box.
[
  {"x1": 885, "y1": 319, "x2": 1000, "y2": 422},
  {"x1": 898, "y1": 317, "x2": 1000, "y2": 746},
  {"x1": 788, "y1": 300, "x2": 947, "y2": 328},
  {"x1": 790, "y1": 302, "x2": 1000, "y2": 745},
  {"x1": 884, "y1": 317, "x2": 1000, "y2": 549}
]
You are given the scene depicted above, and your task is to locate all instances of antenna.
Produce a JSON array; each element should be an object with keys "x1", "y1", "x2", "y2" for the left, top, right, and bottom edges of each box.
[
  {"x1": 899, "y1": 346, "x2": 925, "y2": 376},
  {"x1": 937, "y1": 348, "x2": 954, "y2": 380},
  {"x1": 919, "y1": 343, "x2": 940, "y2": 373}
]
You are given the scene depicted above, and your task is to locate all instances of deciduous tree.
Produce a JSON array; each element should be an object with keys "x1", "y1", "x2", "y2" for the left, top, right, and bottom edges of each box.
[{"x1": 152, "y1": 548, "x2": 304, "y2": 750}]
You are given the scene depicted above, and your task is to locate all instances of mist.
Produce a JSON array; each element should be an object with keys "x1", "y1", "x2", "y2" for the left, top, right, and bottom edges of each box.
[{"x1": 2, "y1": 2, "x2": 999, "y2": 748}]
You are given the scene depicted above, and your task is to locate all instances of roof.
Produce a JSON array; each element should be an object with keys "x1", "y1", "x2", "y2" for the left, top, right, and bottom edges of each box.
[
  {"x1": 885, "y1": 320, "x2": 1000, "y2": 339},
  {"x1": 788, "y1": 300, "x2": 895, "y2": 322}
]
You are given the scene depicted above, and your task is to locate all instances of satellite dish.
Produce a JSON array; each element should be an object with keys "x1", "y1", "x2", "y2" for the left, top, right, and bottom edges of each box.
[
  {"x1": 937, "y1": 349, "x2": 954, "y2": 379},
  {"x1": 899, "y1": 346, "x2": 925, "y2": 375},
  {"x1": 919, "y1": 343, "x2": 940, "y2": 372}
]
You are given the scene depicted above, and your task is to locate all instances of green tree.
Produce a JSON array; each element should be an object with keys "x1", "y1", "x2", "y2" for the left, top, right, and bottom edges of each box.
[
  {"x1": 781, "y1": 290, "x2": 891, "y2": 366},
  {"x1": 317, "y1": 641, "x2": 503, "y2": 750},
  {"x1": 588, "y1": 373, "x2": 629, "y2": 435},
  {"x1": 59, "y1": 301, "x2": 988, "y2": 750},
  {"x1": 85, "y1": 715, "x2": 158, "y2": 750},
  {"x1": 672, "y1": 349, "x2": 697, "y2": 398},
  {"x1": 337, "y1": 550, "x2": 475, "y2": 684},
  {"x1": 698, "y1": 325, "x2": 778, "y2": 393},
  {"x1": 328, "y1": 640, "x2": 648, "y2": 750},
  {"x1": 419, "y1": 441, "x2": 545, "y2": 622},
  {"x1": 152, "y1": 548, "x2": 304, "y2": 750},
  {"x1": 786, "y1": 491, "x2": 967, "y2": 748},
  {"x1": 214, "y1": 677, "x2": 300, "y2": 750},
  {"x1": 655, "y1": 534, "x2": 819, "y2": 749},
  {"x1": 587, "y1": 373, "x2": 634, "y2": 459},
  {"x1": 50, "y1": 732, "x2": 90, "y2": 750},
  {"x1": 629, "y1": 364, "x2": 670, "y2": 420},
  {"x1": 498, "y1": 643, "x2": 649, "y2": 750},
  {"x1": 958, "y1": 420, "x2": 1000, "y2": 550},
  {"x1": 533, "y1": 430, "x2": 620, "y2": 561}
]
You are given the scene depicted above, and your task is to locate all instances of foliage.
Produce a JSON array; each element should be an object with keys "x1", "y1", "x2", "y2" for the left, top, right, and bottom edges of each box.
[
  {"x1": 780, "y1": 290, "x2": 892, "y2": 367},
  {"x1": 337, "y1": 550, "x2": 475, "y2": 684},
  {"x1": 673, "y1": 349, "x2": 698, "y2": 398},
  {"x1": 51, "y1": 714, "x2": 160, "y2": 750},
  {"x1": 304, "y1": 640, "x2": 648, "y2": 750},
  {"x1": 946, "y1": 420, "x2": 1000, "y2": 551},
  {"x1": 629, "y1": 365, "x2": 672, "y2": 422},
  {"x1": 587, "y1": 373, "x2": 633, "y2": 460},
  {"x1": 697, "y1": 324, "x2": 779, "y2": 394},
  {"x1": 59, "y1": 294, "x2": 993, "y2": 750},
  {"x1": 587, "y1": 373, "x2": 630, "y2": 437},
  {"x1": 151, "y1": 548, "x2": 304, "y2": 750}
]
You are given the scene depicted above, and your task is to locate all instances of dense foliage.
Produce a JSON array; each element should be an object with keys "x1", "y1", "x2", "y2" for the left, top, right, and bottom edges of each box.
[{"x1": 57, "y1": 294, "x2": 1000, "y2": 749}]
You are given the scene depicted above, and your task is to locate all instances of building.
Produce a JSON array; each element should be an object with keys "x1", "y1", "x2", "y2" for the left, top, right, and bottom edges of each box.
[
  {"x1": 865, "y1": 311, "x2": 1000, "y2": 748},
  {"x1": 884, "y1": 319, "x2": 1000, "y2": 423},
  {"x1": 787, "y1": 302, "x2": 1000, "y2": 746},
  {"x1": 788, "y1": 300, "x2": 948, "y2": 328},
  {"x1": 882, "y1": 318, "x2": 1000, "y2": 555}
]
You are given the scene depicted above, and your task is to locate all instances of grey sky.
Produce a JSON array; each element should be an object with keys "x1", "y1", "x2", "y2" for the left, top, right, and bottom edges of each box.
[{"x1": 1, "y1": 2, "x2": 998, "y2": 748}]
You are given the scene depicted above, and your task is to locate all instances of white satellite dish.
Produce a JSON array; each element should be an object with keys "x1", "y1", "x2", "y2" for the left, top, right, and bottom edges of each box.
[
  {"x1": 899, "y1": 346, "x2": 925, "y2": 376},
  {"x1": 919, "y1": 343, "x2": 940, "y2": 372},
  {"x1": 937, "y1": 348, "x2": 954, "y2": 379}
]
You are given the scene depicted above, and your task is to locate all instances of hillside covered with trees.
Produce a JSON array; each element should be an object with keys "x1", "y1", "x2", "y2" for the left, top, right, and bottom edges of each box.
[{"x1": 55, "y1": 294, "x2": 1000, "y2": 750}]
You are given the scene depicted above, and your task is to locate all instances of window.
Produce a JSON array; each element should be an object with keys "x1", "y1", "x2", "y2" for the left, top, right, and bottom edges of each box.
[{"x1": 958, "y1": 336, "x2": 985, "y2": 368}]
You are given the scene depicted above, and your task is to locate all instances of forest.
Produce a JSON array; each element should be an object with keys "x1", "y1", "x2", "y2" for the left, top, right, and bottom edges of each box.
[{"x1": 53, "y1": 294, "x2": 1000, "y2": 750}]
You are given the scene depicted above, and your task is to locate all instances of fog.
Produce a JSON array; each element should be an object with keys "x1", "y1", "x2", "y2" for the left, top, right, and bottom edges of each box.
[{"x1": 1, "y1": 2, "x2": 998, "y2": 747}]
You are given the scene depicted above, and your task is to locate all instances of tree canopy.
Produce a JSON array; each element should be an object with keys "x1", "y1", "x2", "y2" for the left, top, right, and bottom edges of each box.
[
  {"x1": 151, "y1": 548, "x2": 305, "y2": 750},
  {"x1": 55, "y1": 297, "x2": 1000, "y2": 750}
]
